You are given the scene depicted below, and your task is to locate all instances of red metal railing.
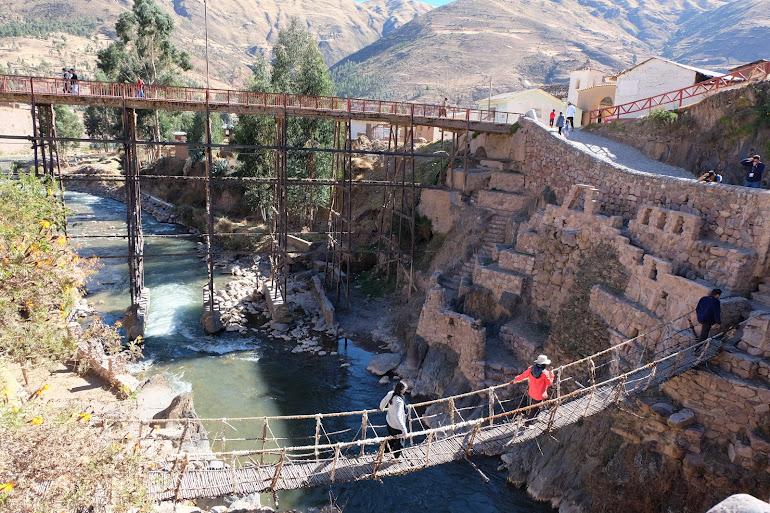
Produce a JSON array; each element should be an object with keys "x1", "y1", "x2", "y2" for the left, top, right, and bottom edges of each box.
[
  {"x1": 0, "y1": 74, "x2": 519, "y2": 125},
  {"x1": 589, "y1": 60, "x2": 770, "y2": 123}
]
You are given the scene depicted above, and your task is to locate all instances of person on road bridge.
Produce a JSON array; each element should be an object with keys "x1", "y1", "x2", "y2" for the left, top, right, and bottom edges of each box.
[
  {"x1": 380, "y1": 380, "x2": 409, "y2": 458},
  {"x1": 549, "y1": 109, "x2": 556, "y2": 127},
  {"x1": 511, "y1": 354, "x2": 555, "y2": 421},
  {"x1": 696, "y1": 288, "x2": 722, "y2": 342},
  {"x1": 136, "y1": 76, "x2": 145, "y2": 98}
]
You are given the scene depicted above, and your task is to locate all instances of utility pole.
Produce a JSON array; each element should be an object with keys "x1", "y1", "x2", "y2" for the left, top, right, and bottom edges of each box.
[{"x1": 476, "y1": 71, "x2": 492, "y2": 120}]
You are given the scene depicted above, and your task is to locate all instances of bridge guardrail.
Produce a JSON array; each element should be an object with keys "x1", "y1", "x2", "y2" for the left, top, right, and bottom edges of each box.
[{"x1": 0, "y1": 74, "x2": 519, "y2": 125}]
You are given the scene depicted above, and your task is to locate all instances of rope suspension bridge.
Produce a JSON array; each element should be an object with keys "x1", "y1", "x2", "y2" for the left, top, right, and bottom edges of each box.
[{"x1": 92, "y1": 311, "x2": 727, "y2": 501}]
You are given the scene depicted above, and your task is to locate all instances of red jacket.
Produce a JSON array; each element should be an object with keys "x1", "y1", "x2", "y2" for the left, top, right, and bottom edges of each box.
[{"x1": 513, "y1": 366, "x2": 555, "y2": 400}]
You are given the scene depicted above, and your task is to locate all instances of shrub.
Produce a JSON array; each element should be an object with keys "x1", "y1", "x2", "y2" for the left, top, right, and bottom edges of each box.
[{"x1": 647, "y1": 108, "x2": 678, "y2": 126}]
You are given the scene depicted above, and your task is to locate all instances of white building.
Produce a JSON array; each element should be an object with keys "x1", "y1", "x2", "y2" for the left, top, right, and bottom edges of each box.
[
  {"x1": 613, "y1": 57, "x2": 721, "y2": 117},
  {"x1": 476, "y1": 88, "x2": 576, "y2": 125}
]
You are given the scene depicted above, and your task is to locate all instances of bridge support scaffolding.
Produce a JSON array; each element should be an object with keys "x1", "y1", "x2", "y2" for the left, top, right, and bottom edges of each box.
[
  {"x1": 325, "y1": 120, "x2": 353, "y2": 308},
  {"x1": 122, "y1": 107, "x2": 149, "y2": 340}
]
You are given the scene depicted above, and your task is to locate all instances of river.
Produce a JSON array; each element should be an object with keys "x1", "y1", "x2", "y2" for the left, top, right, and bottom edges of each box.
[{"x1": 65, "y1": 190, "x2": 555, "y2": 513}]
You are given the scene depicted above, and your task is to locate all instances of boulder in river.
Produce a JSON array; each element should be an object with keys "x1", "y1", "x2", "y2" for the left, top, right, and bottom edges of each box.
[
  {"x1": 366, "y1": 353, "x2": 402, "y2": 376},
  {"x1": 200, "y1": 310, "x2": 224, "y2": 334}
]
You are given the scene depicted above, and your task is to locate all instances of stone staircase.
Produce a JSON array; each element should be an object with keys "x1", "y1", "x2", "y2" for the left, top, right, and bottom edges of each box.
[
  {"x1": 440, "y1": 213, "x2": 508, "y2": 294},
  {"x1": 749, "y1": 277, "x2": 770, "y2": 312}
]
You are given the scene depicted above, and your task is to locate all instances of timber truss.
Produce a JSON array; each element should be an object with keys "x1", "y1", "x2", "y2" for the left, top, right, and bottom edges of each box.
[{"x1": 0, "y1": 74, "x2": 519, "y2": 315}]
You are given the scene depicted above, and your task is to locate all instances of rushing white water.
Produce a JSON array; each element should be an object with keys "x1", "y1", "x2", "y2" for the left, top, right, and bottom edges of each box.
[{"x1": 66, "y1": 190, "x2": 555, "y2": 513}]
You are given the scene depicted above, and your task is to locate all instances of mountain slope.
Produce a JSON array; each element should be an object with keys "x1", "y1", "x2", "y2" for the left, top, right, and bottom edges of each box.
[
  {"x1": 333, "y1": 0, "x2": 766, "y2": 104},
  {"x1": 0, "y1": 0, "x2": 432, "y2": 87},
  {"x1": 663, "y1": 0, "x2": 770, "y2": 67}
]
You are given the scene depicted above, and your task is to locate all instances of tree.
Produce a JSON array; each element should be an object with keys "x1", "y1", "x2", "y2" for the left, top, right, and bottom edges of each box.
[
  {"x1": 84, "y1": 106, "x2": 121, "y2": 151},
  {"x1": 53, "y1": 105, "x2": 84, "y2": 155},
  {"x1": 185, "y1": 112, "x2": 224, "y2": 162},
  {"x1": 96, "y1": 0, "x2": 192, "y2": 159}
]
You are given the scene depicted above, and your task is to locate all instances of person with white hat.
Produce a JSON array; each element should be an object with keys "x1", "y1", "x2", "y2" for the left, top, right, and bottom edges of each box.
[{"x1": 511, "y1": 354, "x2": 555, "y2": 421}]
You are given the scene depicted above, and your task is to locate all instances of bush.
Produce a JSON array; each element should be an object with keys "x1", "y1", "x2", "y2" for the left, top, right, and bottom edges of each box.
[
  {"x1": 0, "y1": 175, "x2": 93, "y2": 369},
  {"x1": 647, "y1": 109, "x2": 678, "y2": 126}
]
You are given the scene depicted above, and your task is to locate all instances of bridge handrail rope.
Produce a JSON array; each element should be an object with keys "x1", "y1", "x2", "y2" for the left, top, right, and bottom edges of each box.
[
  {"x1": 148, "y1": 329, "x2": 730, "y2": 463},
  {"x1": 133, "y1": 326, "x2": 736, "y2": 499},
  {"x1": 0, "y1": 73, "x2": 519, "y2": 125},
  {"x1": 589, "y1": 60, "x2": 770, "y2": 123},
  {"x1": 100, "y1": 308, "x2": 698, "y2": 429}
]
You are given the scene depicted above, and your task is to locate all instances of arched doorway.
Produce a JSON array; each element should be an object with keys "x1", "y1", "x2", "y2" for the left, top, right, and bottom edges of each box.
[{"x1": 597, "y1": 96, "x2": 614, "y2": 122}]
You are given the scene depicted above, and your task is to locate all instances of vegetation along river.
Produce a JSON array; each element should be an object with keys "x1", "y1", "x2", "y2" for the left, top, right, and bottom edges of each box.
[{"x1": 65, "y1": 190, "x2": 555, "y2": 513}]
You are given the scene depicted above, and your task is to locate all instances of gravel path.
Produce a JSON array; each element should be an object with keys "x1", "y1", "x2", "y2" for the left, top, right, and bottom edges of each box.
[{"x1": 561, "y1": 128, "x2": 695, "y2": 179}]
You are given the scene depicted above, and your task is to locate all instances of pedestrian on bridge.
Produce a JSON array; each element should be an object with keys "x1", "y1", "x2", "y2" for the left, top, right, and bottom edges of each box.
[
  {"x1": 136, "y1": 76, "x2": 145, "y2": 98},
  {"x1": 511, "y1": 354, "x2": 555, "y2": 421},
  {"x1": 69, "y1": 69, "x2": 79, "y2": 95},
  {"x1": 380, "y1": 380, "x2": 409, "y2": 458},
  {"x1": 696, "y1": 288, "x2": 722, "y2": 342},
  {"x1": 565, "y1": 103, "x2": 576, "y2": 129},
  {"x1": 555, "y1": 112, "x2": 565, "y2": 135}
]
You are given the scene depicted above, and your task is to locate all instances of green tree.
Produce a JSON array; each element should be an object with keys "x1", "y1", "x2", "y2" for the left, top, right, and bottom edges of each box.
[
  {"x1": 185, "y1": 112, "x2": 224, "y2": 162},
  {"x1": 53, "y1": 105, "x2": 84, "y2": 155},
  {"x1": 96, "y1": 0, "x2": 192, "y2": 159}
]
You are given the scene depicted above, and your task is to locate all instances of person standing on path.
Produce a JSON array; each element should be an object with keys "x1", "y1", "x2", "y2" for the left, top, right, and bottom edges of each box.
[
  {"x1": 549, "y1": 109, "x2": 556, "y2": 127},
  {"x1": 511, "y1": 355, "x2": 555, "y2": 421},
  {"x1": 555, "y1": 112, "x2": 565, "y2": 135},
  {"x1": 565, "y1": 103, "x2": 576, "y2": 129},
  {"x1": 380, "y1": 380, "x2": 409, "y2": 458},
  {"x1": 439, "y1": 97, "x2": 448, "y2": 117},
  {"x1": 696, "y1": 289, "x2": 722, "y2": 342},
  {"x1": 740, "y1": 155, "x2": 764, "y2": 188}
]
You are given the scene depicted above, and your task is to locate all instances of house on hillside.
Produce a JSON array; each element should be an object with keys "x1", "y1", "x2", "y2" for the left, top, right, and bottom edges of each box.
[
  {"x1": 568, "y1": 68, "x2": 616, "y2": 126},
  {"x1": 613, "y1": 57, "x2": 721, "y2": 117},
  {"x1": 475, "y1": 89, "x2": 578, "y2": 126}
]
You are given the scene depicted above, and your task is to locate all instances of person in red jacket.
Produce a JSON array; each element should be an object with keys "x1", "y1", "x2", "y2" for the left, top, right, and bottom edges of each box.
[{"x1": 511, "y1": 354, "x2": 555, "y2": 420}]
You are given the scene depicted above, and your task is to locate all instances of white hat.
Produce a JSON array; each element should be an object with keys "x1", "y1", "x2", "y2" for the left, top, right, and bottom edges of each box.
[{"x1": 534, "y1": 354, "x2": 551, "y2": 365}]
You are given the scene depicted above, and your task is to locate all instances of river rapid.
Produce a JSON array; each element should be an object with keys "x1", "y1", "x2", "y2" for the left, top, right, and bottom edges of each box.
[{"x1": 66, "y1": 190, "x2": 555, "y2": 513}]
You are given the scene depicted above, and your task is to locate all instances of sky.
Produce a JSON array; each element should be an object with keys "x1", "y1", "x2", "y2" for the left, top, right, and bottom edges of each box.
[{"x1": 356, "y1": 0, "x2": 452, "y2": 5}]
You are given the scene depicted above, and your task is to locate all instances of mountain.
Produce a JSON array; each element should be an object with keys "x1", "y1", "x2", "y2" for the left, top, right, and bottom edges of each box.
[
  {"x1": 663, "y1": 0, "x2": 770, "y2": 67},
  {"x1": 333, "y1": 0, "x2": 769, "y2": 104},
  {"x1": 0, "y1": 0, "x2": 432, "y2": 87}
]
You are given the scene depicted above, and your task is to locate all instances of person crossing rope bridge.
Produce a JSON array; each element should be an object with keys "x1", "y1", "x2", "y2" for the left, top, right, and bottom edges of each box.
[{"x1": 510, "y1": 354, "x2": 555, "y2": 421}]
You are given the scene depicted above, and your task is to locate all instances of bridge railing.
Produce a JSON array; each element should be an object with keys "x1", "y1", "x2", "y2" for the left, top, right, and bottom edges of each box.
[
  {"x1": 111, "y1": 309, "x2": 700, "y2": 466},
  {"x1": 0, "y1": 74, "x2": 519, "y2": 124},
  {"x1": 589, "y1": 60, "x2": 770, "y2": 123}
]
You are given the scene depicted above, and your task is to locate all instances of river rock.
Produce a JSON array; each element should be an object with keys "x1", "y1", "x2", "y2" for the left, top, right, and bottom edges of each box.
[
  {"x1": 228, "y1": 498, "x2": 261, "y2": 512},
  {"x1": 706, "y1": 494, "x2": 770, "y2": 513},
  {"x1": 200, "y1": 310, "x2": 224, "y2": 334},
  {"x1": 379, "y1": 376, "x2": 390, "y2": 384},
  {"x1": 271, "y1": 322, "x2": 290, "y2": 332},
  {"x1": 366, "y1": 353, "x2": 402, "y2": 376}
]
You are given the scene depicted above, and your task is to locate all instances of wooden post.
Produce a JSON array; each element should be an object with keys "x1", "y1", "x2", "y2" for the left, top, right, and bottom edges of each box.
[
  {"x1": 668, "y1": 352, "x2": 684, "y2": 379},
  {"x1": 588, "y1": 358, "x2": 596, "y2": 387},
  {"x1": 220, "y1": 418, "x2": 226, "y2": 452},
  {"x1": 372, "y1": 441, "x2": 387, "y2": 478},
  {"x1": 643, "y1": 364, "x2": 658, "y2": 391},
  {"x1": 582, "y1": 388, "x2": 595, "y2": 418},
  {"x1": 488, "y1": 388, "x2": 495, "y2": 427},
  {"x1": 612, "y1": 376, "x2": 627, "y2": 404},
  {"x1": 314, "y1": 414, "x2": 322, "y2": 460},
  {"x1": 231, "y1": 453, "x2": 237, "y2": 494},
  {"x1": 695, "y1": 339, "x2": 711, "y2": 366},
  {"x1": 260, "y1": 418, "x2": 268, "y2": 464},
  {"x1": 173, "y1": 454, "x2": 189, "y2": 503},
  {"x1": 449, "y1": 398, "x2": 456, "y2": 435},
  {"x1": 330, "y1": 444, "x2": 341, "y2": 482},
  {"x1": 465, "y1": 423, "x2": 481, "y2": 456},
  {"x1": 360, "y1": 412, "x2": 368, "y2": 456},
  {"x1": 270, "y1": 449, "x2": 286, "y2": 491},
  {"x1": 424, "y1": 432, "x2": 433, "y2": 467}
]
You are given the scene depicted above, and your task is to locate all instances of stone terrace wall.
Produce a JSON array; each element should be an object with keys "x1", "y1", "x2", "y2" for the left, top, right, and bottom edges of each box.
[
  {"x1": 416, "y1": 284, "x2": 486, "y2": 384},
  {"x1": 515, "y1": 117, "x2": 770, "y2": 279}
]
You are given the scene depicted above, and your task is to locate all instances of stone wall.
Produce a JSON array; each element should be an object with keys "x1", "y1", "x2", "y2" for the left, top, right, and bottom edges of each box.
[
  {"x1": 514, "y1": 117, "x2": 770, "y2": 281},
  {"x1": 415, "y1": 284, "x2": 486, "y2": 384}
]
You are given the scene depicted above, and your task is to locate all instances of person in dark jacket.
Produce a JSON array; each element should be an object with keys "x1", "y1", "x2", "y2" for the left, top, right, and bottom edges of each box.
[
  {"x1": 740, "y1": 155, "x2": 764, "y2": 188},
  {"x1": 555, "y1": 112, "x2": 565, "y2": 135},
  {"x1": 696, "y1": 288, "x2": 722, "y2": 342}
]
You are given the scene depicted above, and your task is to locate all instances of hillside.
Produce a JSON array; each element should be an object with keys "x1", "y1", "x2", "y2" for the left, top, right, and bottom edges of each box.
[
  {"x1": 0, "y1": 0, "x2": 432, "y2": 88},
  {"x1": 334, "y1": 0, "x2": 770, "y2": 104}
]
